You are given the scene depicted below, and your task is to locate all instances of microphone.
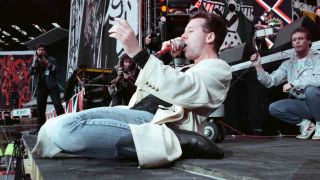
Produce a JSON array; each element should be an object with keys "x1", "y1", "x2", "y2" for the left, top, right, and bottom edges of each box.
[{"x1": 155, "y1": 38, "x2": 185, "y2": 57}]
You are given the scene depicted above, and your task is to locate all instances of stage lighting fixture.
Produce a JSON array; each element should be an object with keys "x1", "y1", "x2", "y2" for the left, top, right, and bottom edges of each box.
[{"x1": 161, "y1": 5, "x2": 167, "y2": 12}]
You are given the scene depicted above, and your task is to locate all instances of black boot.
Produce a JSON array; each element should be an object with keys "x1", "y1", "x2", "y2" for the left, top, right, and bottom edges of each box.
[
  {"x1": 171, "y1": 128, "x2": 224, "y2": 159},
  {"x1": 115, "y1": 129, "x2": 224, "y2": 160}
]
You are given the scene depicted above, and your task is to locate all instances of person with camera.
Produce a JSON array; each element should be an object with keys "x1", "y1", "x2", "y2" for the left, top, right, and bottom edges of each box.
[
  {"x1": 29, "y1": 44, "x2": 64, "y2": 128},
  {"x1": 109, "y1": 53, "x2": 139, "y2": 106},
  {"x1": 250, "y1": 27, "x2": 320, "y2": 140},
  {"x1": 33, "y1": 12, "x2": 231, "y2": 168}
]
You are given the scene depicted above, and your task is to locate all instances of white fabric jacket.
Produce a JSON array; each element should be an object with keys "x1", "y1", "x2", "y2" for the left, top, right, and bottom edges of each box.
[
  {"x1": 129, "y1": 55, "x2": 231, "y2": 168},
  {"x1": 32, "y1": 55, "x2": 232, "y2": 168}
]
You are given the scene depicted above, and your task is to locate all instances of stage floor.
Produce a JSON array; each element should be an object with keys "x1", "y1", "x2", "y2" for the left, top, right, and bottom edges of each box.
[{"x1": 22, "y1": 135, "x2": 320, "y2": 180}]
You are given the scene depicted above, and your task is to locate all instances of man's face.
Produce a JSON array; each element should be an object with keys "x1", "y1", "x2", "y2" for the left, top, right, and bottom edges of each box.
[
  {"x1": 291, "y1": 32, "x2": 310, "y2": 54},
  {"x1": 181, "y1": 18, "x2": 210, "y2": 63},
  {"x1": 37, "y1": 47, "x2": 47, "y2": 57}
]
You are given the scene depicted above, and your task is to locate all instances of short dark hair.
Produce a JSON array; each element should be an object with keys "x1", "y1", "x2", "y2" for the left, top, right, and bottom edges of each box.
[
  {"x1": 118, "y1": 53, "x2": 136, "y2": 70},
  {"x1": 119, "y1": 53, "x2": 131, "y2": 61},
  {"x1": 190, "y1": 11, "x2": 227, "y2": 52},
  {"x1": 36, "y1": 43, "x2": 46, "y2": 50},
  {"x1": 291, "y1": 27, "x2": 312, "y2": 47}
]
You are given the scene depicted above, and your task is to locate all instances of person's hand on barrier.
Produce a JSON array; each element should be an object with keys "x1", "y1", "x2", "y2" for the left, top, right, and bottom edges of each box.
[
  {"x1": 250, "y1": 53, "x2": 263, "y2": 70},
  {"x1": 108, "y1": 18, "x2": 141, "y2": 58}
]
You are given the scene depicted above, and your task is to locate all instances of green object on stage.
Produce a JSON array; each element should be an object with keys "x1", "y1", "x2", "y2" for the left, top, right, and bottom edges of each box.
[
  {"x1": 0, "y1": 148, "x2": 3, "y2": 157},
  {"x1": 4, "y1": 143, "x2": 14, "y2": 156}
]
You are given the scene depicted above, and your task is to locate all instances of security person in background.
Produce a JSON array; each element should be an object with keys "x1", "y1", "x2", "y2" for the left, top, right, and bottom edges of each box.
[{"x1": 29, "y1": 44, "x2": 64, "y2": 128}]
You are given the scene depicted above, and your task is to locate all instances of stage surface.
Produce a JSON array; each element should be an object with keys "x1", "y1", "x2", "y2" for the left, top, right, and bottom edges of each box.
[{"x1": 23, "y1": 135, "x2": 320, "y2": 180}]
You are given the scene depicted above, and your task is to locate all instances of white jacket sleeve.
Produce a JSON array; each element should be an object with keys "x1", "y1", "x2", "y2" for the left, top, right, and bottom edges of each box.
[{"x1": 135, "y1": 55, "x2": 232, "y2": 110}]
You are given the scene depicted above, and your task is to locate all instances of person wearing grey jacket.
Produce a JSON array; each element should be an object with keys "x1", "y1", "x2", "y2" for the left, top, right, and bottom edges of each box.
[{"x1": 250, "y1": 27, "x2": 320, "y2": 140}]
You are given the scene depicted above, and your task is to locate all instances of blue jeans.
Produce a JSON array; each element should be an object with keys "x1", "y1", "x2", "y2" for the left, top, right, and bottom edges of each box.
[
  {"x1": 269, "y1": 86, "x2": 320, "y2": 125},
  {"x1": 51, "y1": 107, "x2": 154, "y2": 158}
]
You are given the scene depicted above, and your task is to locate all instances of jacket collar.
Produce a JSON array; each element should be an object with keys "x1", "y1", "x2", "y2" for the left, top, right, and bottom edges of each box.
[{"x1": 290, "y1": 49, "x2": 319, "y2": 75}]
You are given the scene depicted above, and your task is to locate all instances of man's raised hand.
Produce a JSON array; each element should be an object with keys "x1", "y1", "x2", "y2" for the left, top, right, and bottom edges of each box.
[{"x1": 108, "y1": 18, "x2": 141, "y2": 57}]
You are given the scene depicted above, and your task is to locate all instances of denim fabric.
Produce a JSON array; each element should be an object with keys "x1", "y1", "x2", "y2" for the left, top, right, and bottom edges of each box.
[
  {"x1": 269, "y1": 86, "x2": 320, "y2": 124},
  {"x1": 51, "y1": 107, "x2": 154, "y2": 158}
]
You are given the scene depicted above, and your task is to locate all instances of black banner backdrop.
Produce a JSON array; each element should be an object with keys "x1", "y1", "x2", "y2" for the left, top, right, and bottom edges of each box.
[
  {"x1": 201, "y1": 0, "x2": 254, "y2": 49},
  {"x1": 100, "y1": 0, "x2": 139, "y2": 69},
  {"x1": 78, "y1": 0, "x2": 106, "y2": 68},
  {"x1": 67, "y1": 0, "x2": 85, "y2": 79},
  {"x1": 67, "y1": 0, "x2": 139, "y2": 79}
]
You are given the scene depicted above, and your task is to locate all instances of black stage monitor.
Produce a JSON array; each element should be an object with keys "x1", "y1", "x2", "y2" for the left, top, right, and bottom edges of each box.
[{"x1": 219, "y1": 43, "x2": 254, "y2": 65}]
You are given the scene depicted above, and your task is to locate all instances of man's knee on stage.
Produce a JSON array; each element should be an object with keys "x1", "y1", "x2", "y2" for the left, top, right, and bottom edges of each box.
[{"x1": 268, "y1": 100, "x2": 286, "y2": 118}]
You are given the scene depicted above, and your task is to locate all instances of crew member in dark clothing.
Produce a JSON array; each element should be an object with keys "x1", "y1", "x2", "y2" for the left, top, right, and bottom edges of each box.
[{"x1": 29, "y1": 44, "x2": 64, "y2": 127}]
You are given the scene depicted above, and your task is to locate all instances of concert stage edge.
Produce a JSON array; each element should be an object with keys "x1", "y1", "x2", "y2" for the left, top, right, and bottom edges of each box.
[{"x1": 22, "y1": 134, "x2": 320, "y2": 180}]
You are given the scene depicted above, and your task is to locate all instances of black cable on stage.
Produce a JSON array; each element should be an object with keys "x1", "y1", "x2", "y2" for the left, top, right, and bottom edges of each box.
[{"x1": 217, "y1": 119, "x2": 297, "y2": 139}]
